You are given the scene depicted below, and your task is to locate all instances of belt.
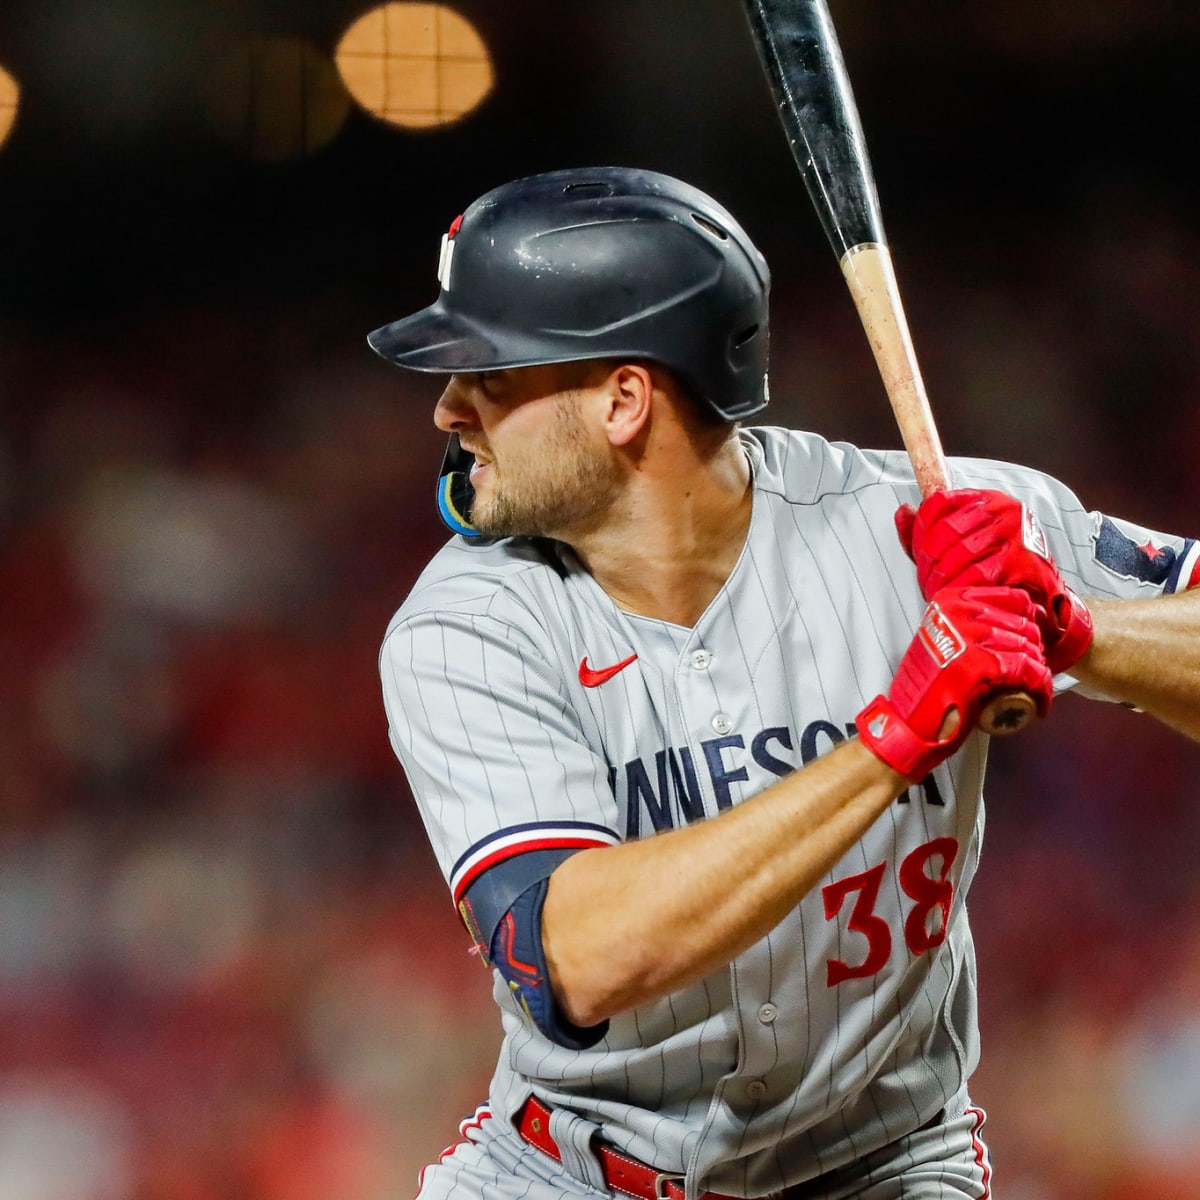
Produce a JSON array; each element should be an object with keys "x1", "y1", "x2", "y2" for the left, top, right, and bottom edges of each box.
[
  {"x1": 515, "y1": 1096, "x2": 950, "y2": 1200},
  {"x1": 515, "y1": 1096, "x2": 740, "y2": 1200}
]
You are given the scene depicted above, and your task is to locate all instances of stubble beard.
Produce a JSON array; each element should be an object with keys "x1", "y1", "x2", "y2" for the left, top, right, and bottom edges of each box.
[{"x1": 469, "y1": 394, "x2": 622, "y2": 540}]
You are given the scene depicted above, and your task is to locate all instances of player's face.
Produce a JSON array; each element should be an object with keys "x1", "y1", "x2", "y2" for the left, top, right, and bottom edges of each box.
[{"x1": 434, "y1": 363, "x2": 622, "y2": 539}]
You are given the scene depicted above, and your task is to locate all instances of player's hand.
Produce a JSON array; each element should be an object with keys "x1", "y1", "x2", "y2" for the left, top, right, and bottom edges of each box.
[
  {"x1": 895, "y1": 488, "x2": 1094, "y2": 674},
  {"x1": 856, "y1": 586, "x2": 1054, "y2": 782}
]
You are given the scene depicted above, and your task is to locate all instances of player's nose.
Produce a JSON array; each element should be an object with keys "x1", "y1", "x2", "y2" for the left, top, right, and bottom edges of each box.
[{"x1": 434, "y1": 376, "x2": 480, "y2": 433}]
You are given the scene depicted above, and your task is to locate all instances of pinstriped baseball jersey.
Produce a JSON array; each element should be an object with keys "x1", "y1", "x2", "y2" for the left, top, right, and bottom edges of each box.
[{"x1": 380, "y1": 426, "x2": 1194, "y2": 1197}]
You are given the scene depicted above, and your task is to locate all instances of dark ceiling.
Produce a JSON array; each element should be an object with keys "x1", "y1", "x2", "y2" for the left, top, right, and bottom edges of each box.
[{"x1": 0, "y1": 1, "x2": 1195, "y2": 327}]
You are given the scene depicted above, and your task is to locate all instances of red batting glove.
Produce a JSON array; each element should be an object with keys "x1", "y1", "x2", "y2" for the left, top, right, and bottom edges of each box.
[
  {"x1": 856, "y1": 586, "x2": 1054, "y2": 782},
  {"x1": 895, "y1": 488, "x2": 1094, "y2": 674}
]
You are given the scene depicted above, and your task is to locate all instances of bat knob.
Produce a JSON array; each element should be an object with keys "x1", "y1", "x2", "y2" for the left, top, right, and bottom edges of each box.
[{"x1": 979, "y1": 690, "x2": 1038, "y2": 736}]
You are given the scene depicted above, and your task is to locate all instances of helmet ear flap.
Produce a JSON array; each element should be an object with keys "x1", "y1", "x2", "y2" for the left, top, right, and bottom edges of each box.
[
  {"x1": 733, "y1": 322, "x2": 763, "y2": 351},
  {"x1": 710, "y1": 308, "x2": 769, "y2": 419},
  {"x1": 730, "y1": 320, "x2": 767, "y2": 383}
]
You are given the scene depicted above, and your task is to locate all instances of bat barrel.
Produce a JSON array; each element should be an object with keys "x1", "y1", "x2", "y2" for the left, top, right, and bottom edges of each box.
[
  {"x1": 742, "y1": 0, "x2": 884, "y2": 257},
  {"x1": 743, "y1": 0, "x2": 1038, "y2": 740}
]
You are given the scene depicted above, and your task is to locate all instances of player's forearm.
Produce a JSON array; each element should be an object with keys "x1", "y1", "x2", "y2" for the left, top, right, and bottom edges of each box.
[
  {"x1": 542, "y1": 738, "x2": 907, "y2": 1028},
  {"x1": 1071, "y1": 588, "x2": 1200, "y2": 741}
]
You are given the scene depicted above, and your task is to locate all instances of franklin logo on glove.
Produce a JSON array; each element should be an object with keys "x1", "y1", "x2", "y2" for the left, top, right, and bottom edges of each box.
[
  {"x1": 917, "y1": 602, "x2": 966, "y2": 668},
  {"x1": 897, "y1": 488, "x2": 1096, "y2": 676}
]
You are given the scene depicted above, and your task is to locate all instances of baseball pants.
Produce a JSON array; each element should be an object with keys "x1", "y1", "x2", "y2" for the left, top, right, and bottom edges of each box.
[{"x1": 413, "y1": 1092, "x2": 992, "y2": 1200}]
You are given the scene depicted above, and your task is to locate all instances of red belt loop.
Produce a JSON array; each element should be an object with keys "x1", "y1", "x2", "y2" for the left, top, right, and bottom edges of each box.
[{"x1": 514, "y1": 1096, "x2": 740, "y2": 1200}]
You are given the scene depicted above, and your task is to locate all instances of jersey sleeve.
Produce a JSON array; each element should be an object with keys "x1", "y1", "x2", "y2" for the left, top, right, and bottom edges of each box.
[
  {"x1": 949, "y1": 456, "x2": 1197, "y2": 697},
  {"x1": 949, "y1": 457, "x2": 1196, "y2": 601},
  {"x1": 379, "y1": 605, "x2": 622, "y2": 922}
]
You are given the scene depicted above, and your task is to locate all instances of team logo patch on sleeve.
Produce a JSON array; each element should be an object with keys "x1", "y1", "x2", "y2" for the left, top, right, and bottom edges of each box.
[{"x1": 1092, "y1": 514, "x2": 1177, "y2": 584}]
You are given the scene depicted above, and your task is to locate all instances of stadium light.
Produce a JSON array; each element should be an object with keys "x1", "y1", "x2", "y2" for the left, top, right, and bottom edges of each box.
[
  {"x1": 0, "y1": 63, "x2": 19, "y2": 150},
  {"x1": 336, "y1": 3, "x2": 493, "y2": 130}
]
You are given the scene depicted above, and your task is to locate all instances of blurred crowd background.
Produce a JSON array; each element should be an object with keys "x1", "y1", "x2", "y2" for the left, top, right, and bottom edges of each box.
[{"x1": 1, "y1": 2, "x2": 1199, "y2": 1198}]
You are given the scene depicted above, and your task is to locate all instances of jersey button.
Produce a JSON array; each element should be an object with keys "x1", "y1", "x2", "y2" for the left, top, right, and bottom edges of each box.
[
  {"x1": 711, "y1": 713, "x2": 733, "y2": 735},
  {"x1": 690, "y1": 649, "x2": 711, "y2": 670},
  {"x1": 745, "y1": 1079, "x2": 768, "y2": 1100},
  {"x1": 757, "y1": 1003, "x2": 778, "y2": 1025}
]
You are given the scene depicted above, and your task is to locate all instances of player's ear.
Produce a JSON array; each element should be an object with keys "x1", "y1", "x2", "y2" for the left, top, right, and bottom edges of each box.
[{"x1": 601, "y1": 363, "x2": 653, "y2": 448}]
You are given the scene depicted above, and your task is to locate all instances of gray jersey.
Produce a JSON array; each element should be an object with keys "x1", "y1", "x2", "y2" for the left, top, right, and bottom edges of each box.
[{"x1": 381, "y1": 426, "x2": 1195, "y2": 1196}]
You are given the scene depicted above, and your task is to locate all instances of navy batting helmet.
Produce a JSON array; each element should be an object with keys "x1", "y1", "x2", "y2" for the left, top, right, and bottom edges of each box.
[{"x1": 367, "y1": 166, "x2": 771, "y2": 422}]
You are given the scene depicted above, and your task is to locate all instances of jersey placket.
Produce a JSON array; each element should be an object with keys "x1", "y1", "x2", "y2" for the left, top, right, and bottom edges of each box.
[{"x1": 672, "y1": 614, "x2": 791, "y2": 1120}]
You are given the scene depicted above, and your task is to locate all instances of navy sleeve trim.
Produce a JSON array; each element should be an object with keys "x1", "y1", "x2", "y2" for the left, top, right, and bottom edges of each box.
[
  {"x1": 1164, "y1": 538, "x2": 1199, "y2": 594},
  {"x1": 450, "y1": 821, "x2": 620, "y2": 904}
]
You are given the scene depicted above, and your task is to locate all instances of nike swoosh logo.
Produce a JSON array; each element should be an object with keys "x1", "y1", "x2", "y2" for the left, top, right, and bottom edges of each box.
[{"x1": 578, "y1": 652, "x2": 639, "y2": 688}]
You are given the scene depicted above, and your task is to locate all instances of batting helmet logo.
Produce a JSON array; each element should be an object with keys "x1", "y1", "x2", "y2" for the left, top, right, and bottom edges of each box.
[{"x1": 437, "y1": 213, "x2": 464, "y2": 291}]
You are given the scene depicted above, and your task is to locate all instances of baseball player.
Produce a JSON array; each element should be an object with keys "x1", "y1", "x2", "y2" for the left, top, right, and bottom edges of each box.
[{"x1": 370, "y1": 168, "x2": 1200, "y2": 1199}]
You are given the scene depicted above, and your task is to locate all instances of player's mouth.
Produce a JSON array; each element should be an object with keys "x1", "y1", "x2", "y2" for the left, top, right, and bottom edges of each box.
[{"x1": 458, "y1": 440, "x2": 493, "y2": 481}]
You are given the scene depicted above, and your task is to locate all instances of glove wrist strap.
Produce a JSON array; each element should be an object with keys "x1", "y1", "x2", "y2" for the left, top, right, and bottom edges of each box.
[
  {"x1": 855, "y1": 695, "x2": 951, "y2": 783},
  {"x1": 1047, "y1": 588, "x2": 1095, "y2": 673}
]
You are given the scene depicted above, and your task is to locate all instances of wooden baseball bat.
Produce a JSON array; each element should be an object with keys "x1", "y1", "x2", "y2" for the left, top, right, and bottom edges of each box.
[{"x1": 742, "y1": 0, "x2": 1036, "y2": 735}]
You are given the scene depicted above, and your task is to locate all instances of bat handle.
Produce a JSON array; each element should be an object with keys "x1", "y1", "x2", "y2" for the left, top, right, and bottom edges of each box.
[
  {"x1": 978, "y1": 691, "x2": 1038, "y2": 736},
  {"x1": 838, "y1": 244, "x2": 1041, "y2": 739}
]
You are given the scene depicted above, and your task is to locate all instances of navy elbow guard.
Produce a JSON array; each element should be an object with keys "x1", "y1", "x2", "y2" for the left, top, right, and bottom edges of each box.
[{"x1": 490, "y1": 878, "x2": 609, "y2": 1051}]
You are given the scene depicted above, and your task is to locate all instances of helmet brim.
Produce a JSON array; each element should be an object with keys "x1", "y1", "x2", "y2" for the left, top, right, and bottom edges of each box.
[
  {"x1": 367, "y1": 301, "x2": 506, "y2": 373},
  {"x1": 368, "y1": 299, "x2": 642, "y2": 377}
]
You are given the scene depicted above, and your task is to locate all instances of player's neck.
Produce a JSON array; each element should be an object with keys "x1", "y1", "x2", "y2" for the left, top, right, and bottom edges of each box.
[{"x1": 572, "y1": 437, "x2": 753, "y2": 627}]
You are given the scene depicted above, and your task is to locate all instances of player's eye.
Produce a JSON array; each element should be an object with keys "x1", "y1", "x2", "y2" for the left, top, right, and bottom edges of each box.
[{"x1": 477, "y1": 370, "x2": 506, "y2": 397}]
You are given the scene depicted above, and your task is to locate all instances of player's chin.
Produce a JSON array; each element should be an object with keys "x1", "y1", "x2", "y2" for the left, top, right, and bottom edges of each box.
[
  {"x1": 476, "y1": 503, "x2": 558, "y2": 541},
  {"x1": 467, "y1": 495, "x2": 517, "y2": 539}
]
